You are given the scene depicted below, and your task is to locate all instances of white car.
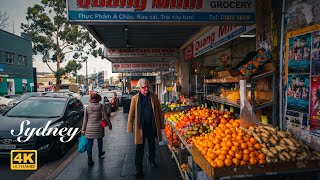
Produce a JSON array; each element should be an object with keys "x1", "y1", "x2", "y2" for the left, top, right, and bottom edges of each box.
[{"x1": 0, "y1": 96, "x2": 14, "y2": 110}]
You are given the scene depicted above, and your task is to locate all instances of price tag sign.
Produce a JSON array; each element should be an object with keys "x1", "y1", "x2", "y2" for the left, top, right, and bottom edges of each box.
[
  {"x1": 261, "y1": 115, "x2": 268, "y2": 125},
  {"x1": 230, "y1": 107, "x2": 234, "y2": 113},
  {"x1": 205, "y1": 103, "x2": 207, "y2": 108},
  {"x1": 210, "y1": 126, "x2": 214, "y2": 130},
  {"x1": 220, "y1": 104, "x2": 224, "y2": 111},
  {"x1": 211, "y1": 106, "x2": 214, "y2": 110}
]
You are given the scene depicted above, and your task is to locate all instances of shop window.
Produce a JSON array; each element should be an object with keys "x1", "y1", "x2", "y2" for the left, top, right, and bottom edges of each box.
[
  {"x1": 6, "y1": 53, "x2": 14, "y2": 64},
  {"x1": 18, "y1": 56, "x2": 27, "y2": 66}
]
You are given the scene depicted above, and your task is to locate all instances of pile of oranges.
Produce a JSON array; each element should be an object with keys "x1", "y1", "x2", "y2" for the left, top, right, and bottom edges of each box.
[{"x1": 192, "y1": 119, "x2": 266, "y2": 168}]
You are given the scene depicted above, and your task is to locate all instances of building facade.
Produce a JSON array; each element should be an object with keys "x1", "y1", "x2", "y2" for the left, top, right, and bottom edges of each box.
[{"x1": 0, "y1": 30, "x2": 34, "y2": 95}]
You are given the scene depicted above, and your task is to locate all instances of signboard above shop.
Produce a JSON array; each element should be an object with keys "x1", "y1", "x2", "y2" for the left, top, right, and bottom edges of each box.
[
  {"x1": 112, "y1": 62, "x2": 169, "y2": 73},
  {"x1": 183, "y1": 24, "x2": 255, "y2": 61},
  {"x1": 68, "y1": 0, "x2": 255, "y2": 24},
  {"x1": 105, "y1": 48, "x2": 179, "y2": 58}
]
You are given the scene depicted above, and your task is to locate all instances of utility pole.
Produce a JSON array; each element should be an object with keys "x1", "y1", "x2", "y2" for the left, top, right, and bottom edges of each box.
[{"x1": 86, "y1": 59, "x2": 88, "y2": 94}]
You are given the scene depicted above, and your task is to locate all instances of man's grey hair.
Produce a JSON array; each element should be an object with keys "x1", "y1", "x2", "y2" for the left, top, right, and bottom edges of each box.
[{"x1": 137, "y1": 78, "x2": 149, "y2": 87}]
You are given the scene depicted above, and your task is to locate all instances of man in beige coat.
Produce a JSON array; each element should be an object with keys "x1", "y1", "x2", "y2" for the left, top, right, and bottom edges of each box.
[{"x1": 127, "y1": 78, "x2": 165, "y2": 178}]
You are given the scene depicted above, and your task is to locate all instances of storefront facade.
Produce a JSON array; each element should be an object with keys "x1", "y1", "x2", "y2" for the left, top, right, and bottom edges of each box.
[{"x1": 0, "y1": 30, "x2": 35, "y2": 95}]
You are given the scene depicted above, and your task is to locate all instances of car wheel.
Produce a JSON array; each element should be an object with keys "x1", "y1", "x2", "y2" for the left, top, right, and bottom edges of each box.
[
  {"x1": 0, "y1": 105, "x2": 6, "y2": 109},
  {"x1": 56, "y1": 142, "x2": 68, "y2": 158}
]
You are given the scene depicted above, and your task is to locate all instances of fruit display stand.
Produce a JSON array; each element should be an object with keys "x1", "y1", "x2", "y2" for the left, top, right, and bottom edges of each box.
[
  {"x1": 163, "y1": 109, "x2": 320, "y2": 179},
  {"x1": 204, "y1": 71, "x2": 277, "y2": 125}
]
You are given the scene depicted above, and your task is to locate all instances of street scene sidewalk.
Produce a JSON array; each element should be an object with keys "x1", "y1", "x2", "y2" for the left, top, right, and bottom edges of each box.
[{"x1": 52, "y1": 110, "x2": 180, "y2": 180}]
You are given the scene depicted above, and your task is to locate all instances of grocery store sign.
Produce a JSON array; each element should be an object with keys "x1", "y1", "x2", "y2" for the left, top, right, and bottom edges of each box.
[
  {"x1": 68, "y1": 0, "x2": 255, "y2": 24},
  {"x1": 112, "y1": 62, "x2": 169, "y2": 73},
  {"x1": 106, "y1": 48, "x2": 179, "y2": 58},
  {"x1": 183, "y1": 24, "x2": 255, "y2": 60}
]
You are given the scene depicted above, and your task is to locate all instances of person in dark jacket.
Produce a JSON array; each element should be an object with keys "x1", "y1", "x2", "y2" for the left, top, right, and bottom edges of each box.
[
  {"x1": 127, "y1": 78, "x2": 165, "y2": 178},
  {"x1": 82, "y1": 93, "x2": 112, "y2": 167}
]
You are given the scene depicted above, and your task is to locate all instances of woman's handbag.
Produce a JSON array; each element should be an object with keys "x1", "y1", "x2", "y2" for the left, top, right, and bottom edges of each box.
[
  {"x1": 78, "y1": 135, "x2": 88, "y2": 153},
  {"x1": 101, "y1": 119, "x2": 108, "y2": 128},
  {"x1": 100, "y1": 104, "x2": 108, "y2": 128}
]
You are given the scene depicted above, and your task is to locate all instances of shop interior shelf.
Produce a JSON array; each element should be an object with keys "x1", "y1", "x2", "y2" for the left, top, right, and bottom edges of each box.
[
  {"x1": 165, "y1": 118, "x2": 193, "y2": 153},
  {"x1": 205, "y1": 96, "x2": 240, "y2": 108},
  {"x1": 205, "y1": 76, "x2": 248, "y2": 84}
]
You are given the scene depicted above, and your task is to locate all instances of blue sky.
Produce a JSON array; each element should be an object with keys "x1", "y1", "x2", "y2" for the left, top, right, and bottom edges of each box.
[{"x1": 1, "y1": 0, "x2": 116, "y2": 77}]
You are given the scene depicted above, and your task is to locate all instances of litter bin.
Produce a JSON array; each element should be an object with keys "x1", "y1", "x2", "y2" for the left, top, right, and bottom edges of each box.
[{"x1": 123, "y1": 98, "x2": 132, "y2": 113}]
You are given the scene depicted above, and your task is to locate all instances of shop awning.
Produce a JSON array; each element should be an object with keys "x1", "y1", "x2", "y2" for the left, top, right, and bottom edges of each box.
[{"x1": 0, "y1": 72, "x2": 9, "y2": 77}]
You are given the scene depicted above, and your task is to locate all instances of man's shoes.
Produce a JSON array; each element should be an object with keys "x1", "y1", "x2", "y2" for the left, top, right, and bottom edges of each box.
[
  {"x1": 98, "y1": 151, "x2": 105, "y2": 158},
  {"x1": 149, "y1": 160, "x2": 158, "y2": 168},
  {"x1": 135, "y1": 171, "x2": 144, "y2": 178},
  {"x1": 88, "y1": 159, "x2": 94, "y2": 167}
]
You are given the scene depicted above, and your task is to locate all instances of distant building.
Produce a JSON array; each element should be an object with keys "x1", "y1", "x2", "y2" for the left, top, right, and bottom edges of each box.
[{"x1": 0, "y1": 30, "x2": 34, "y2": 95}]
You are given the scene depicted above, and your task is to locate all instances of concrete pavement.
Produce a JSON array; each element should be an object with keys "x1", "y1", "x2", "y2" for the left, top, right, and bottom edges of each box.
[{"x1": 50, "y1": 109, "x2": 180, "y2": 180}]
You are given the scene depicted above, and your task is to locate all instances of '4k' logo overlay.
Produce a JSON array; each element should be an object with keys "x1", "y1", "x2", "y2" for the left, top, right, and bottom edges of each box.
[{"x1": 11, "y1": 150, "x2": 37, "y2": 170}]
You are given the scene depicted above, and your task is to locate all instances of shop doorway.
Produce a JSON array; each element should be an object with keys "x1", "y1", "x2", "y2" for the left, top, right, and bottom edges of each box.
[
  {"x1": 22, "y1": 79, "x2": 27, "y2": 93},
  {"x1": 7, "y1": 79, "x2": 15, "y2": 95}
]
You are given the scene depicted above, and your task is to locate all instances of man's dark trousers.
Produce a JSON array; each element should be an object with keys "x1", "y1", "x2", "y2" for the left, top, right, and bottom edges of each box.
[{"x1": 135, "y1": 125, "x2": 156, "y2": 173}]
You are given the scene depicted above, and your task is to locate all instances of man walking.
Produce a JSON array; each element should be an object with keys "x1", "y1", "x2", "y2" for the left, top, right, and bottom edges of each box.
[{"x1": 127, "y1": 78, "x2": 165, "y2": 178}]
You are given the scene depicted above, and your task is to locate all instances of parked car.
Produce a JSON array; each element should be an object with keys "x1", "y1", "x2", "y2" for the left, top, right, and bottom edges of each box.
[
  {"x1": 80, "y1": 95, "x2": 111, "y2": 118},
  {"x1": 114, "y1": 91, "x2": 124, "y2": 107},
  {"x1": 3, "y1": 94, "x2": 21, "y2": 99},
  {"x1": 99, "y1": 92, "x2": 119, "y2": 112},
  {"x1": 0, "y1": 96, "x2": 84, "y2": 159},
  {"x1": 7, "y1": 92, "x2": 47, "y2": 108},
  {"x1": 0, "y1": 96, "x2": 15, "y2": 112}
]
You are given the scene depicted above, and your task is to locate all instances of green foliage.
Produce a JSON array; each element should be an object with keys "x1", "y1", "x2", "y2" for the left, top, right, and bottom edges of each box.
[
  {"x1": 65, "y1": 60, "x2": 82, "y2": 77},
  {"x1": 21, "y1": 0, "x2": 103, "y2": 87}
]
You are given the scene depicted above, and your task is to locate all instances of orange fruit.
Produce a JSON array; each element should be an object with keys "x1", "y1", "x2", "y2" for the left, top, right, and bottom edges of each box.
[
  {"x1": 231, "y1": 146, "x2": 239, "y2": 153},
  {"x1": 243, "y1": 154, "x2": 250, "y2": 162},
  {"x1": 243, "y1": 149, "x2": 250, "y2": 155},
  {"x1": 240, "y1": 160, "x2": 246, "y2": 166},
  {"x1": 226, "y1": 154, "x2": 233, "y2": 160},
  {"x1": 258, "y1": 153, "x2": 266, "y2": 160},
  {"x1": 214, "y1": 144, "x2": 222, "y2": 150},
  {"x1": 233, "y1": 141, "x2": 241, "y2": 147},
  {"x1": 228, "y1": 150, "x2": 235, "y2": 157},
  {"x1": 232, "y1": 158, "x2": 240, "y2": 166},
  {"x1": 216, "y1": 159, "x2": 224, "y2": 168},
  {"x1": 210, "y1": 161, "x2": 218, "y2": 168},
  {"x1": 208, "y1": 142, "x2": 214, "y2": 148},
  {"x1": 254, "y1": 143, "x2": 262, "y2": 150},
  {"x1": 248, "y1": 146, "x2": 255, "y2": 152},
  {"x1": 218, "y1": 154, "x2": 226, "y2": 161},
  {"x1": 225, "y1": 159, "x2": 233, "y2": 167},
  {"x1": 233, "y1": 121, "x2": 240, "y2": 128},
  {"x1": 235, "y1": 152, "x2": 243, "y2": 160},
  {"x1": 249, "y1": 152, "x2": 256, "y2": 157},
  {"x1": 221, "y1": 150, "x2": 228, "y2": 155},
  {"x1": 259, "y1": 159, "x2": 266, "y2": 165},
  {"x1": 226, "y1": 141, "x2": 233, "y2": 147},
  {"x1": 249, "y1": 157, "x2": 258, "y2": 165},
  {"x1": 220, "y1": 118, "x2": 228, "y2": 124},
  {"x1": 250, "y1": 137, "x2": 257, "y2": 144},
  {"x1": 240, "y1": 143, "x2": 248, "y2": 150}
]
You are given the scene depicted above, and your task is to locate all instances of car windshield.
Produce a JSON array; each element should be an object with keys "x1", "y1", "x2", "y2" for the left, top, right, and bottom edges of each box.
[
  {"x1": 4, "y1": 99, "x2": 65, "y2": 118},
  {"x1": 18, "y1": 93, "x2": 39, "y2": 100},
  {"x1": 102, "y1": 93, "x2": 115, "y2": 98},
  {"x1": 81, "y1": 96, "x2": 90, "y2": 105}
]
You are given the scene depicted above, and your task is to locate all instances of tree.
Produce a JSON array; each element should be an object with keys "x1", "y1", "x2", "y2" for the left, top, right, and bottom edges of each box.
[
  {"x1": 21, "y1": 0, "x2": 102, "y2": 90},
  {"x1": 0, "y1": 10, "x2": 9, "y2": 30}
]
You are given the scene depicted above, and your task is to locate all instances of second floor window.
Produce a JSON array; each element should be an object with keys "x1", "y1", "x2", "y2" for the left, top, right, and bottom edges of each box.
[
  {"x1": 6, "y1": 53, "x2": 14, "y2": 64},
  {"x1": 18, "y1": 56, "x2": 27, "y2": 66}
]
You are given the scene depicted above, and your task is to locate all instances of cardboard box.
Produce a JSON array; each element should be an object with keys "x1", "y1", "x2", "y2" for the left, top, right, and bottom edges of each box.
[{"x1": 217, "y1": 71, "x2": 231, "y2": 77}]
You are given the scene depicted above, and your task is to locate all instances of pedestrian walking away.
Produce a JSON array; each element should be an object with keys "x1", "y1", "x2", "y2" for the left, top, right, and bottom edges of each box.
[
  {"x1": 82, "y1": 93, "x2": 112, "y2": 167},
  {"x1": 127, "y1": 78, "x2": 165, "y2": 178}
]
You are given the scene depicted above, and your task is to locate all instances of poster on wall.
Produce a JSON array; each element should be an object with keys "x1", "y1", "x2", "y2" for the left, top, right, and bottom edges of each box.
[
  {"x1": 311, "y1": 31, "x2": 320, "y2": 75},
  {"x1": 288, "y1": 33, "x2": 311, "y2": 74},
  {"x1": 287, "y1": 74, "x2": 310, "y2": 113},
  {"x1": 310, "y1": 77, "x2": 320, "y2": 136}
]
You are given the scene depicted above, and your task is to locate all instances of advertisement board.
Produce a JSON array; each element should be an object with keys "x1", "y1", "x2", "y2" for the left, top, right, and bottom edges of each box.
[
  {"x1": 112, "y1": 62, "x2": 169, "y2": 72},
  {"x1": 183, "y1": 25, "x2": 255, "y2": 60},
  {"x1": 68, "y1": 0, "x2": 255, "y2": 24},
  {"x1": 105, "y1": 48, "x2": 179, "y2": 58}
]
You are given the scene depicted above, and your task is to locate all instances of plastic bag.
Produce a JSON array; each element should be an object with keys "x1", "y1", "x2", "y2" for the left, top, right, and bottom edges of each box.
[
  {"x1": 78, "y1": 135, "x2": 88, "y2": 153},
  {"x1": 239, "y1": 80, "x2": 260, "y2": 128}
]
